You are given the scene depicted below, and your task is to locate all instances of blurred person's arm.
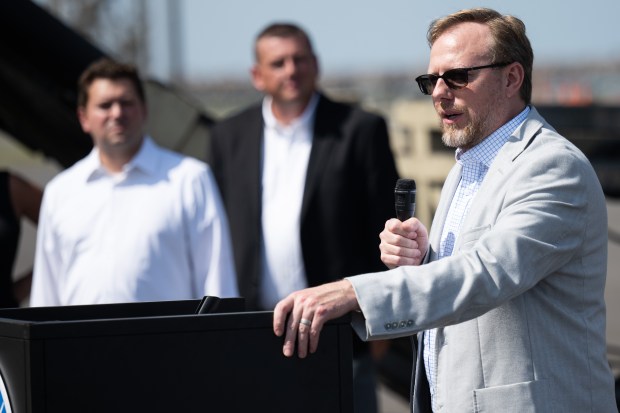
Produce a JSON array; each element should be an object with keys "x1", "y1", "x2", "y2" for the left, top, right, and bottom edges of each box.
[
  {"x1": 30, "y1": 187, "x2": 62, "y2": 306},
  {"x1": 189, "y1": 165, "x2": 239, "y2": 298}
]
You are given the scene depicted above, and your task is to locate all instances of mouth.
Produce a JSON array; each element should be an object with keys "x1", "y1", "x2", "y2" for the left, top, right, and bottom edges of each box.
[
  {"x1": 440, "y1": 110, "x2": 462, "y2": 123},
  {"x1": 283, "y1": 81, "x2": 301, "y2": 91},
  {"x1": 436, "y1": 100, "x2": 464, "y2": 122},
  {"x1": 109, "y1": 129, "x2": 127, "y2": 137},
  {"x1": 107, "y1": 122, "x2": 128, "y2": 133}
]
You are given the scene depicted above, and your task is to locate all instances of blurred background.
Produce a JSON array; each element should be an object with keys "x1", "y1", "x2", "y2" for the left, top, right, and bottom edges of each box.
[{"x1": 1, "y1": 1, "x2": 619, "y2": 411}]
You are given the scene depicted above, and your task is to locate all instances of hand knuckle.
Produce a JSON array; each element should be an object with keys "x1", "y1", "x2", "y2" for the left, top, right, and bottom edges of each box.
[{"x1": 315, "y1": 306, "x2": 328, "y2": 318}]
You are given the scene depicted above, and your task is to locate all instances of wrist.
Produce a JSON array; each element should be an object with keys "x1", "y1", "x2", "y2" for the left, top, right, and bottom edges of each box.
[{"x1": 341, "y1": 279, "x2": 361, "y2": 312}]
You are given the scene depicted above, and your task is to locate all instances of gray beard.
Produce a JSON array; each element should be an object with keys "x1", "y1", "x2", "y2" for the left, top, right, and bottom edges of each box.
[
  {"x1": 438, "y1": 77, "x2": 506, "y2": 150},
  {"x1": 441, "y1": 121, "x2": 485, "y2": 149},
  {"x1": 440, "y1": 102, "x2": 502, "y2": 150}
]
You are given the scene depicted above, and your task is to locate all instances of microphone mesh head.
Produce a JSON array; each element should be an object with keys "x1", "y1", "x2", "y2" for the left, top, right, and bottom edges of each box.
[{"x1": 395, "y1": 179, "x2": 416, "y2": 191}]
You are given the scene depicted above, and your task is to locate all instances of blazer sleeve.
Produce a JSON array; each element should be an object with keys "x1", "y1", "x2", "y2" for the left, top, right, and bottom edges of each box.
[{"x1": 348, "y1": 129, "x2": 607, "y2": 340}]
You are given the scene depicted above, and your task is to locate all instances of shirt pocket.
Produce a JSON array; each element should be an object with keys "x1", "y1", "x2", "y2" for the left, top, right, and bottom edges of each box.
[{"x1": 472, "y1": 379, "x2": 552, "y2": 413}]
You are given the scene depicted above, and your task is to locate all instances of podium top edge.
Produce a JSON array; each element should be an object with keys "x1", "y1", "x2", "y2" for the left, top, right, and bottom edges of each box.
[{"x1": 0, "y1": 299, "x2": 351, "y2": 340}]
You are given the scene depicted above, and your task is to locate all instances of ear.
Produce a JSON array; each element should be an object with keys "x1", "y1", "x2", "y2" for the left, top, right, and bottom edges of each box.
[
  {"x1": 504, "y1": 62, "x2": 524, "y2": 99},
  {"x1": 77, "y1": 106, "x2": 90, "y2": 134},
  {"x1": 250, "y1": 64, "x2": 265, "y2": 92}
]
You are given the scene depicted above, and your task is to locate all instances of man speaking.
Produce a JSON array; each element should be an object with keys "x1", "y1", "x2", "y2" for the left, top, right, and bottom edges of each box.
[{"x1": 273, "y1": 8, "x2": 617, "y2": 412}]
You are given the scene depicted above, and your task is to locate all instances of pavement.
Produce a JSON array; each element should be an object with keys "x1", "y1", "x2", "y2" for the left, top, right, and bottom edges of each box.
[{"x1": 377, "y1": 382, "x2": 409, "y2": 413}]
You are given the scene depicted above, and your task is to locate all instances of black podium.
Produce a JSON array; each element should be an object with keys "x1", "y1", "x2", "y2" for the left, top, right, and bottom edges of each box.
[{"x1": 0, "y1": 299, "x2": 352, "y2": 412}]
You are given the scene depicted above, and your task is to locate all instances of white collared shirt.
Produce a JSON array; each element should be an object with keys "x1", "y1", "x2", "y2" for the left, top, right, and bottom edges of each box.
[
  {"x1": 31, "y1": 136, "x2": 238, "y2": 306},
  {"x1": 258, "y1": 94, "x2": 319, "y2": 309}
]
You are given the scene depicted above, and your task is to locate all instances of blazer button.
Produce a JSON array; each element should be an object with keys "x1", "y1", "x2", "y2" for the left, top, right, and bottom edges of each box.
[
  {"x1": 385, "y1": 323, "x2": 392, "y2": 330},
  {"x1": 399, "y1": 321, "x2": 406, "y2": 328},
  {"x1": 391, "y1": 322, "x2": 399, "y2": 329},
  {"x1": 407, "y1": 320, "x2": 414, "y2": 327}
]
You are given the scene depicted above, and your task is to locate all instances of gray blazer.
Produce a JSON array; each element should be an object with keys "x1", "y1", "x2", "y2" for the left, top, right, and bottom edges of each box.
[{"x1": 349, "y1": 107, "x2": 617, "y2": 412}]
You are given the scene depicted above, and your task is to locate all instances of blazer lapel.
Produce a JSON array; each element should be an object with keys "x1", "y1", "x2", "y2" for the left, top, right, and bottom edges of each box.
[
  {"x1": 244, "y1": 107, "x2": 265, "y2": 232},
  {"x1": 452, "y1": 106, "x2": 545, "y2": 249},
  {"x1": 426, "y1": 162, "x2": 462, "y2": 263},
  {"x1": 300, "y1": 95, "x2": 336, "y2": 222}
]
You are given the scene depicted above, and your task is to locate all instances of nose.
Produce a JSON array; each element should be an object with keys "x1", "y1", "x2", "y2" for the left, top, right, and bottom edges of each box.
[
  {"x1": 284, "y1": 57, "x2": 298, "y2": 76},
  {"x1": 110, "y1": 102, "x2": 124, "y2": 118},
  {"x1": 432, "y1": 78, "x2": 452, "y2": 100}
]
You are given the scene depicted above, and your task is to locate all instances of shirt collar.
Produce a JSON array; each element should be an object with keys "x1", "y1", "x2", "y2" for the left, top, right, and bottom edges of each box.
[
  {"x1": 83, "y1": 135, "x2": 159, "y2": 182},
  {"x1": 262, "y1": 93, "x2": 320, "y2": 133},
  {"x1": 125, "y1": 136, "x2": 159, "y2": 175},
  {"x1": 456, "y1": 106, "x2": 530, "y2": 167}
]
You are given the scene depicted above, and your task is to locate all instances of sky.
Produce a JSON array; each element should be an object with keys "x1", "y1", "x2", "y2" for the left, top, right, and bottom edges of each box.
[{"x1": 146, "y1": 0, "x2": 620, "y2": 84}]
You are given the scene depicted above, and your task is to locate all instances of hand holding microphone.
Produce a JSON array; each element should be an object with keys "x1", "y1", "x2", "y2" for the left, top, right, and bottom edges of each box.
[{"x1": 379, "y1": 178, "x2": 428, "y2": 268}]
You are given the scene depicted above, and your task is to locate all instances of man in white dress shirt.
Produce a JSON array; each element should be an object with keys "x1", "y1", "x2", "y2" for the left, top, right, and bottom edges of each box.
[
  {"x1": 209, "y1": 23, "x2": 400, "y2": 413},
  {"x1": 31, "y1": 58, "x2": 238, "y2": 306}
]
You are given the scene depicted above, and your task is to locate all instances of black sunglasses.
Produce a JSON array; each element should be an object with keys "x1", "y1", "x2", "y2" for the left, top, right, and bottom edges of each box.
[{"x1": 415, "y1": 62, "x2": 512, "y2": 95}]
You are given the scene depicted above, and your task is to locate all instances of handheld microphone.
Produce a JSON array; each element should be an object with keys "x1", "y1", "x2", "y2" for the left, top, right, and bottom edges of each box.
[{"x1": 394, "y1": 179, "x2": 416, "y2": 221}]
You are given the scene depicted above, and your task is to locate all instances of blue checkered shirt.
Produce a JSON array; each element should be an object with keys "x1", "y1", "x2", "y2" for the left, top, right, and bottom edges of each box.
[{"x1": 424, "y1": 106, "x2": 530, "y2": 411}]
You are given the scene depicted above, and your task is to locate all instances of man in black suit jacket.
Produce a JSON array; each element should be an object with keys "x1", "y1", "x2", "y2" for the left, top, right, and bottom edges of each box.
[{"x1": 208, "y1": 23, "x2": 399, "y2": 413}]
